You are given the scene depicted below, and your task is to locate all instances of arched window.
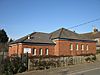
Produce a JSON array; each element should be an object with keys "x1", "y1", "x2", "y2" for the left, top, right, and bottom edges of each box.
[
  {"x1": 45, "y1": 48, "x2": 49, "y2": 55},
  {"x1": 39, "y1": 48, "x2": 42, "y2": 55},
  {"x1": 70, "y1": 43, "x2": 73, "y2": 50},
  {"x1": 86, "y1": 44, "x2": 89, "y2": 51},
  {"x1": 33, "y1": 48, "x2": 36, "y2": 55},
  {"x1": 81, "y1": 44, "x2": 84, "y2": 50}
]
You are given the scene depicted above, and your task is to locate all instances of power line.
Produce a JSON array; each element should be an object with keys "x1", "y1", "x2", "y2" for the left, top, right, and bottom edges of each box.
[{"x1": 68, "y1": 18, "x2": 100, "y2": 29}]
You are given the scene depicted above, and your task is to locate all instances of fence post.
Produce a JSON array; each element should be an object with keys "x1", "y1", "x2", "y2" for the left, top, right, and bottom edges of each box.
[{"x1": 26, "y1": 52, "x2": 28, "y2": 71}]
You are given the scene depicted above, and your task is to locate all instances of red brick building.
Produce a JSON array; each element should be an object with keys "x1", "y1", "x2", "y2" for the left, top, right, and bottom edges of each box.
[{"x1": 9, "y1": 28, "x2": 96, "y2": 57}]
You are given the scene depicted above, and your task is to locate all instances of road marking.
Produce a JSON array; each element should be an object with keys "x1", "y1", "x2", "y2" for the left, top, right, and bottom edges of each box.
[{"x1": 68, "y1": 67, "x2": 100, "y2": 75}]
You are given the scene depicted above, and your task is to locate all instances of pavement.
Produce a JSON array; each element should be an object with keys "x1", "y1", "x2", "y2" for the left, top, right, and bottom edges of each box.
[{"x1": 17, "y1": 61, "x2": 100, "y2": 75}]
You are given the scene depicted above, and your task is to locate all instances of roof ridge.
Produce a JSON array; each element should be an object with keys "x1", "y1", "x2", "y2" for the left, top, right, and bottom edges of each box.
[
  {"x1": 59, "y1": 28, "x2": 64, "y2": 38},
  {"x1": 49, "y1": 28, "x2": 65, "y2": 39}
]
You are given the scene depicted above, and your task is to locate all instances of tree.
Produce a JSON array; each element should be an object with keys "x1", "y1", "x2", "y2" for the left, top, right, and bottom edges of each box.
[
  {"x1": 0, "y1": 29, "x2": 9, "y2": 52},
  {"x1": 0, "y1": 29, "x2": 9, "y2": 74},
  {"x1": 0, "y1": 29, "x2": 9, "y2": 62},
  {"x1": 0, "y1": 29, "x2": 8, "y2": 43},
  {"x1": 9, "y1": 38, "x2": 14, "y2": 43}
]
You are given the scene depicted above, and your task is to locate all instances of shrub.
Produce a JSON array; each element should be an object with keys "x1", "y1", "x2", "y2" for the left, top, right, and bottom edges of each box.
[
  {"x1": 85, "y1": 57, "x2": 91, "y2": 62},
  {"x1": 91, "y1": 55, "x2": 96, "y2": 61},
  {"x1": 1, "y1": 55, "x2": 27, "y2": 75}
]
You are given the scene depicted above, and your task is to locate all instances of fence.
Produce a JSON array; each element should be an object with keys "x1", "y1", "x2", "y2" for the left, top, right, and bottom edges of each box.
[{"x1": 28, "y1": 55, "x2": 90, "y2": 71}]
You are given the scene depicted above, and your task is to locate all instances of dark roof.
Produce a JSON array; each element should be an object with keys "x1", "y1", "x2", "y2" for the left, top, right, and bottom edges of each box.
[
  {"x1": 80, "y1": 31, "x2": 100, "y2": 39},
  {"x1": 11, "y1": 32, "x2": 54, "y2": 44},
  {"x1": 11, "y1": 28, "x2": 96, "y2": 44},
  {"x1": 50, "y1": 28, "x2": 91, "y2": 40},
  {"x1": 50, "y1": 28, "x2": 79, "y2": 39}
]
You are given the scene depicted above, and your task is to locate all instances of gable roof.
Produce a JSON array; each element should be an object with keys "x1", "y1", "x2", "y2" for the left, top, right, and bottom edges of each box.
[
  {"x1": 49, "y1": 28, "x2": 90, "y2": 40},
  {"x1": 50, "y1": 28, "x2": 78, "y2": 39}
]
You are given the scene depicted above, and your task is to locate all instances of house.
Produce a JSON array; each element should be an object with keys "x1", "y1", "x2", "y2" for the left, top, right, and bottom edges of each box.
[
  {"x1": 80, "y1": 27, "x2": 100, "y2": 52},
  {"x1": 9, "y1": 28, "x2": 96, "y2": 58}
]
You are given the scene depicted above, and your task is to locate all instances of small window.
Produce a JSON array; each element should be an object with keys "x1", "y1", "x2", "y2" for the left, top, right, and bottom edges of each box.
[
  {"x1": 70, "y1": 43, "x2": 73, "y2": 50},
  {"x1": 76, "y1": 44, "x2": 78, "y2": 50},
  {"x1": 81, "y1": 44, "x2": 84, "y2": 50},
  {"x1": 33, "y1": 48, "x2": 36, "y2": 55},
  {"x1": 39, "y1": 48, "x2": 42, "y2": 55},
  {"x1": 86, "y1": 45, "x2": 89, "y2": 51},
  {"x1": 45, "y1": 48, "x2": 49, "y2": 55}
]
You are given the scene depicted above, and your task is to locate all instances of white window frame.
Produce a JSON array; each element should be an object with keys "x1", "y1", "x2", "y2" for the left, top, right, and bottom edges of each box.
[
  {"x1": 39, "y1": 48, "x2": 42, "y2": 55},
  {"x1": 70, "y1": 43, "x2": 73, "y2": 50},
  {"x1": 45, "y1": 48, "x2": 49, "y2": 55},
  {"x1": 81, "y1": 44, "x2": 84, "y2": 51},
  {"x1": 33, "y1": 48, "x2": 36, "y2": 55},
  {"x1": 86, "y1": 45, "x2": 89, "y2": 51}
]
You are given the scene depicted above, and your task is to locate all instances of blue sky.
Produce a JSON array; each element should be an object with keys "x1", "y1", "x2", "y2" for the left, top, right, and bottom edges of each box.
[{"x1": 0, "y1": 0, "x2": 100, "y2": 39}]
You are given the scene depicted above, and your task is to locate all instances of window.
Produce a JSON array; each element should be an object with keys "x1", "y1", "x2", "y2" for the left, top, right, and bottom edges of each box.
[
  {"x1": 33, "y1": 48, "x2": 36, "y2": 55},
  {"x1": 81, "y1": 44, "x2": 84, "y2": 50},
  {"x1": 70, "y1": 43, "x2": 73, "y2": 50},
  {"x1": 39, "y1": 48, "x2": 42, "y2": 55},
  {"x1": 76, "y1": 44, "x2": 78, "y2": 50},
  {"x1": 86, "y1": 45, "x2": 89, "y2": 51},
  {"x1": 45, "y1": 48, "x2": 49, "y2": 55}
]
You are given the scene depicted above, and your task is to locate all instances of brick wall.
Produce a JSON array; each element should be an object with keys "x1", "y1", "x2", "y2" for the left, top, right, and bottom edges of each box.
[
  {"x1": 9, "y1": 39, "x2": 96, "y2": 57},
  {"x1": 9, "y1": 43, "x2": 55, "y2": 56},
  {"x1": 54, "y1": 39, "x2": 96, "y2": 56}
]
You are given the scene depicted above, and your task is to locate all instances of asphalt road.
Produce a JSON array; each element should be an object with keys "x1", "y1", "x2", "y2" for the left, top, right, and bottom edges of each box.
[{"x1": 17, "y1": 61, "x2": 100, "y2": 75}]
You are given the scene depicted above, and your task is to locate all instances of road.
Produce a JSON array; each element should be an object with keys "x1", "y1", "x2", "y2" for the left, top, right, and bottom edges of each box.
[
  {"x1": 68, "y1": 67, "x2": 100, "y2": 75},
  {"x1": 17, "y1": 61, "x2": 100, "y2": 75}
]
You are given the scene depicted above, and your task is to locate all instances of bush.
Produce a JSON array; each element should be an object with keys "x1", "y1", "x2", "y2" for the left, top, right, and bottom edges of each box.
[
  {"x1": 85, "y1": 57, "x2": 91, "y2": 62},
  {"x1": 0, "y1": 55, "x2": 27, "y2": 75},
  {"x1": 91, "y1": 55, "x2": 96, "y2": 61}
]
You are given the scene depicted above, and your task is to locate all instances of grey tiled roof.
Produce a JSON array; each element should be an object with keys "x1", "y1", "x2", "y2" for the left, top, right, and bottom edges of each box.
[
  {"x1": 11, "y1": 28, "x2": 95, "y2": 44},
  {"x1": 11, "y1": 32, "x2": 54, "y2": 44},
  {"x1": 23, "y1": 32, "x2": 54, "y2": 44},
  {"x1": 50, "y1": 28, "x2": 91, "y2": 40},
  {"x1": 50, "y1": 28, "x2": 78, "y2": 39},
  {"x1": 80, "y1": 31, "x2": 100, "y2": 39}
]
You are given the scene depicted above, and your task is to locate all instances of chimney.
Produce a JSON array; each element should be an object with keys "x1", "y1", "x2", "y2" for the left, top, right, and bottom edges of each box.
[
  {"x1": 28, "y1": 35, "x2": 31, "y2": 39},
  {"x1": 93, "y1": 26, "x2": 98, "y2": 33}
]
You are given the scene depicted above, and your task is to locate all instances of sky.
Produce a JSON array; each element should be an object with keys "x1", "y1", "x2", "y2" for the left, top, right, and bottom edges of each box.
[{"x1": 0, "y1": 0, "x2": 100, "y2": 40}]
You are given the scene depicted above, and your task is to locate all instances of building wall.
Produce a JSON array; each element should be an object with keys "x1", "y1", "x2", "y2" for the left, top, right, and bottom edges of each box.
[
  {"x1": 9, "y1": 43, "x2": 55, "y2": 56},
  {"x1": 9, "y1": 44, "x2": 17, "y2": 56},
  {"x1": 9, "y1": 40, "x2": 96, "y2": 56},
  {"x1": 54, "y1": 39, "x2": 96, "y2": 56}
]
